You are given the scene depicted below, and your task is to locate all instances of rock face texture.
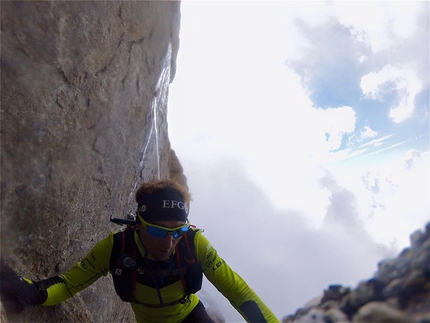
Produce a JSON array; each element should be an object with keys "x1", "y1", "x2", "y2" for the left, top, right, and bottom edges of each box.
[
  {"x1": 1, "y1": 1, "x2": 181, "y2": 322},
  {"x1": 283, "y1": 223, "x2": 430, "y2": 323}
]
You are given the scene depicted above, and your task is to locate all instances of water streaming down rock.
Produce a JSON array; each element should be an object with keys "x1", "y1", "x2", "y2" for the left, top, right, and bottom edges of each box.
[{"x1": 129, "y1": 42, "x2": 174, "y2": 204}]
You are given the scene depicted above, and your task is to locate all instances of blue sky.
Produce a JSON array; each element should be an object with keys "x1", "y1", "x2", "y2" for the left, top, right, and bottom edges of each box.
[{"x1": 167, "y1": 1, "x2": 429, "y2": 321}]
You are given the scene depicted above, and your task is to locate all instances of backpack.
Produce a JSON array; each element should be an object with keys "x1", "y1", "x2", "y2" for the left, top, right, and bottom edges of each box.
[{"x1": 109, "y1": 226, "x2": 203, "y2": 307}]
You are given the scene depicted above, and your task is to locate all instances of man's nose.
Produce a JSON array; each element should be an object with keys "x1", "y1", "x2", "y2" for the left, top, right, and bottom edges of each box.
[{"x1": 160, "y1": 234, "x2": 175, "y2": 246}]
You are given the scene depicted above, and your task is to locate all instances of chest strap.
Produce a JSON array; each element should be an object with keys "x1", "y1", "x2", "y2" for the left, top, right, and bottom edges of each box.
[{"x1": 133, "y1": 295, "x2": 190, "y2": 308}]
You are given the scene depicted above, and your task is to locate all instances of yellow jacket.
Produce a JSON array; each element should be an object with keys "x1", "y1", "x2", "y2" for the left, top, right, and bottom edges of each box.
[{"x1": 42, "y1": 228, "x2": 279, "y2": 323}]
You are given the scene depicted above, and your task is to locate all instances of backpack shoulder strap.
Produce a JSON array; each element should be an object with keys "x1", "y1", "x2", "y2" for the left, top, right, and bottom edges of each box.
[
  {"x1": 110, "y1": 227, "x2": 137, "y2": 302},
  {"x1": 178, "y1": 228, "x2": 203, "y2": 295}
]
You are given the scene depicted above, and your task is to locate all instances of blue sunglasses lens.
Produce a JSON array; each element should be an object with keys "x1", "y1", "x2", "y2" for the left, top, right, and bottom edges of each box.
[
  {"x1": 146, "y1": 225, "x2": 190, "y2": 239},
  {"x1": 146, "y1": 226, "x2": 168, "y2": 238},
  {"x1": 172, "y1": 226, "x2": 190, "y2": 238}
]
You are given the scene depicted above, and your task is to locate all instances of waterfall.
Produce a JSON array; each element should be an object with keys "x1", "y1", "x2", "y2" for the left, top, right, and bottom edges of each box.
[{"x1": 129, "y1": 42, "x2": 172, "y2": 204}]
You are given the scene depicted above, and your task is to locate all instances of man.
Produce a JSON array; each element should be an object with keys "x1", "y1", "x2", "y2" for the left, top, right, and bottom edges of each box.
[{"x1": 0, "y1": 179, "x2": 279, "y2": 322}]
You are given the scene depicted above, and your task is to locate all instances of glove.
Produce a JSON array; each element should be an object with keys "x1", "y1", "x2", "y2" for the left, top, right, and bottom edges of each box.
[{"x1": 0, "y1": 259, "x2": 47, "y2": 313}]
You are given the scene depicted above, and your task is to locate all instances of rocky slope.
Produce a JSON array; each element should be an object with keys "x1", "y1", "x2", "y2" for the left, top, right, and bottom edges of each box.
[
  {"x1": 1, "y1": 1, "x2": 182, "y2": 322},
  {"x1": 283, "y1": 223, "x2": 430, "y2": 323}
]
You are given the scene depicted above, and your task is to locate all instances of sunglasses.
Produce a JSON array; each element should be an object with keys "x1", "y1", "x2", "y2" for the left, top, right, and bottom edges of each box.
[{"x1": 140, "y1": 218, "x2": 190, "y2": 239}]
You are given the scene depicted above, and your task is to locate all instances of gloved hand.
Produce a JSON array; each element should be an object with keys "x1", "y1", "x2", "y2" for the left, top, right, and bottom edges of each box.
[{"x1": 0, "y1": 259, "x2": 46, "y2": 313}]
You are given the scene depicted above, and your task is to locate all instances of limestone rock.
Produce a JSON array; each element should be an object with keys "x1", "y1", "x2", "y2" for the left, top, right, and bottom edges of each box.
[{"x1": 1, "y1": 1, "x2": 182, "y2": 322}]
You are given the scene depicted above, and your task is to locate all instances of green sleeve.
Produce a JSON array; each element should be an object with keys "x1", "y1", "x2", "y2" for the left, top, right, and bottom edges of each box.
[
  {"x1": 42, "y1": 233, "x2": 114, "y2": 306},
  {"x1": 194, "y1": 231, "x2": 280, "y2": 323}
]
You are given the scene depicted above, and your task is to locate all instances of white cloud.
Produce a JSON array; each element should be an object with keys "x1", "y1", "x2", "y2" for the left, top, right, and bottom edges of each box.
[
  {"x1": 332, "y1": 2, "x2": 423, "y2": 53},
  {"x1": 316, "y1": 106, "x2": 356, "y2": 152},
  {"x1": 186, "y1": 159, "x2": 396, "y2": 321},
  {"x1": 403, "y1": 149, "x2": 422, "y2": 170},
  {"x1": 360, "y1": 65, "x2": 422, "y2": 123},
  {"x1": 168, "y1": 2, "x2": 428, "y2": 320},
  {"x1": 277, "y1": 2, "x2": 424, "y2": 59},
  {"x1": 360, "y1": 126, "x2": 378, "y2": 140},
  {"x1": 358, "y1": 134, "x2": 393, "y2": 149},
  {"x1": 333, "y1": 150, "x2": 429, "y2": 249}
]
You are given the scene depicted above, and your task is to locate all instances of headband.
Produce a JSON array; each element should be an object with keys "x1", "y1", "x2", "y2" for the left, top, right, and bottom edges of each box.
[{"x1": 136, "y1": 189, "x2": 188, "y2": 223}]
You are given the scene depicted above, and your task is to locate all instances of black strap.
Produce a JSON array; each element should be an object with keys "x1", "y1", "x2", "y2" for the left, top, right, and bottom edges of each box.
[
  {"x1": 133, "y1": 295, "x2": 190, "y2": 308},
  {"x1": 138, "y1": 267, "x2": 187, "y2": 277},
  {"x1": 239, "y1": 300, "x2": 267, "y2": 323},
  {"x1": 110, "y1": 227, "x2": 136, "y2": 302}
]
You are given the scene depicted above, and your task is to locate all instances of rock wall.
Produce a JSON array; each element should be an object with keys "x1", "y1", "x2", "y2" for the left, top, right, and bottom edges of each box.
[
  {"x1": 1, "y1": 1, "x2": 182, "y2": 322},
  {"x1": 283, "y1": 223, "x2": 430, "y2": 323}
]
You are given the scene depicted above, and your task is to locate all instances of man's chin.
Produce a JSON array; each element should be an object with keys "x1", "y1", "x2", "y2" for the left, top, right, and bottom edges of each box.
[{"x1": 152, "y1": 250, "x2": 172, "y2": 261}]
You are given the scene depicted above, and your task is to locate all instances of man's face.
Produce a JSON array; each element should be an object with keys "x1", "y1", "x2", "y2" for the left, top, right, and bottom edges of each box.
[{"x1": 137, "y1": 220, "x2": 185, "y2": 261}]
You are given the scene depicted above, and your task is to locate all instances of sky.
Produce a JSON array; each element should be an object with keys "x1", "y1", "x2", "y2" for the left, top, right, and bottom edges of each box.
[{"x1": 166, "y1": 1, "x2": 429, "y2": 321}]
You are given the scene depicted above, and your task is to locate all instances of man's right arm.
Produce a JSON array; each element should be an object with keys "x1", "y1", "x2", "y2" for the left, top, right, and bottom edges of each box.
[
  {"x1": 42, "y1": 233, "x2": 114, "y2": 305},
  {"x1": 0, "y1": 233, "x2": 115, "y2": 311}
]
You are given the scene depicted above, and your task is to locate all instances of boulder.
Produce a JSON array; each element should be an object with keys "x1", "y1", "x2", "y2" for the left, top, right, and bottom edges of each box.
[{"x1": 283, "y1": 223, "x2": 430, "y2": 322}]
